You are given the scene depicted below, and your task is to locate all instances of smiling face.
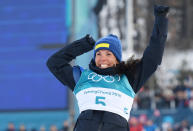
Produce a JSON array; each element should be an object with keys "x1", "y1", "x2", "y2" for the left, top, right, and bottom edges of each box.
[{"x1": 95, "y1": 49, "x2": 118, "y2": 69}]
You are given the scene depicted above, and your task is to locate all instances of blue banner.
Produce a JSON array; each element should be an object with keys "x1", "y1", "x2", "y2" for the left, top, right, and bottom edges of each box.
[{"x1": 0, "y1": 0, "x2": 69, "y2": 111}]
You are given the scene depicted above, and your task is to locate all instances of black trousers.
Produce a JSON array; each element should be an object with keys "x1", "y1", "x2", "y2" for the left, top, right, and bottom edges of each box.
[
  {"x1": 73, "y1": 110, "x2": 130, "y2": 131},
  {"x1": 74, "y1": 119, "x2": 129, "y2": 131}
]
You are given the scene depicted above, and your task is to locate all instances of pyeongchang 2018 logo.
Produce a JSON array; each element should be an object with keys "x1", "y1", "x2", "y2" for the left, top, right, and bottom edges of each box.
[{"x1": 88, "y1": 72, "x2": 120, "y2": 83}]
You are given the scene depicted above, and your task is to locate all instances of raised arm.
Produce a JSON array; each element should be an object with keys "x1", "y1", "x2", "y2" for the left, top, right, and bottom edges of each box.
[
  {"x1": 133, "y1": 5, "x2": 169, "y2": 92},
  {"x1": 46, "y1": 35, "x2": 95, "y2": 91}
]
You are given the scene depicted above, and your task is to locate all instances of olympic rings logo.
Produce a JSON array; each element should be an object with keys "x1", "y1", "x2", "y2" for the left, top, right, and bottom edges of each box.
[{"x1": 88, "y1": 72, "x2": 120, "y2": 83}]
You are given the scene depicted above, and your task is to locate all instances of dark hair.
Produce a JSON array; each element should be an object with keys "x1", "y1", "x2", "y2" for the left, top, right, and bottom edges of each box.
[{"x1": 115, "y1": 55, "x2": 141, "y2": 76}]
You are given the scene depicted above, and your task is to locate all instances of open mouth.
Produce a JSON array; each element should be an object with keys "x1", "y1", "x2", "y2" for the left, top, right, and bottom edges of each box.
[{"x1": 100, "y1": 64, "x2": 108, "y2": 69}]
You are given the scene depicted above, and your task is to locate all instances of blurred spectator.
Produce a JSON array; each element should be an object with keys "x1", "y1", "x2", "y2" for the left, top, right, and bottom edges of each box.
[
  {"x1": 183, "y1": 76, "x2": 193, "y2": 95},
  {"x1": 190, "y1": 125, "x2": 193, "y2": 131},
  {"x1": 153, "y1": 109, "x2": 160, "y2": 118},
  {"x1": 60, "y1": 120, "x2": 69, "y2": 131},
  {"x1": 162, "y1": 89, "x2": 175, "y2": 109},
  {"x1": 152, "y1": 109, "x2": 162, "y2": 125},
  {"x1": 132, "y1": 97, "x2": 138, "y2": 109},
  {"x1": 161, "y1": 116, "x2": 174, "y2": 131},
  {"x1": 31, "y1": 128, "x2": 37, "y2": 131},
  {"x1": 40, "y1": 126, "x2": 46, "y2": 131},
  {"x1": 50, "y1": 125, "x2": 57, "y2": 131},
  {"x1": 129, "y1": 116, "x2": 143, "y2": 131},
  {"x1": 138, "y1": 114, "x2": 147, "y2": 128},
  {"x1": 137, "y1": 87, "x2": 151, "y2": 109},
  {"x1": 6, "y1": 122, "x2": 15, "y2": 131},
  {"x1": 154, "y1": 89, "x2": 165, "y2": 109},
  {"x1": 19, "y1": 124, "x2": 26, "y2": 131},
  {"x1": 173, "y1": 85, "x2": 189, "y2": 108},
  {"x1": 144, "y1": 119, "x2": 158, "y2": 131},
  {"x1": 189, "y1": 89, "x2": 193, "y2": 109},
  {"x1": 175, "y1": 120, "x2": 190, "y2": 131}
]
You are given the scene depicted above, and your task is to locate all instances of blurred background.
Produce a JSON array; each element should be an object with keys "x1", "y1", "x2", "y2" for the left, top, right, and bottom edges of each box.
[{"x1": 1, "y1": 0, "x2": 193, "y2": 131}]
